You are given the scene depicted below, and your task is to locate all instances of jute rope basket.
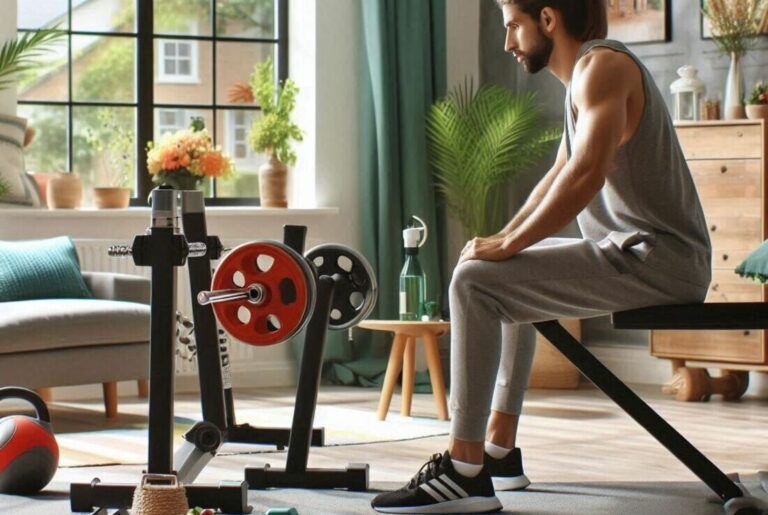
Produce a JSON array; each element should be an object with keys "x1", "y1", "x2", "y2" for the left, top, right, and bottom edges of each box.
[{"x1": 131, "y1": 474, "x2": 189, "y2": 515}]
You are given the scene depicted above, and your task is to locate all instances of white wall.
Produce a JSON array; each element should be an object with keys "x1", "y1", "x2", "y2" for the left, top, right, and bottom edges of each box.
[{"x1": 0, "y1": 1, "x2": 17, "y2": 116}]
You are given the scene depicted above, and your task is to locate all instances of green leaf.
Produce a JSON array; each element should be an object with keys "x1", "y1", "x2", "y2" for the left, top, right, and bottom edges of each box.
[
  {"x1": 0, "y1": 27, "x2": 65, "y2": 91},
  {"x1": 426, "y1": 79, "x2": 561, "y2": 239}
]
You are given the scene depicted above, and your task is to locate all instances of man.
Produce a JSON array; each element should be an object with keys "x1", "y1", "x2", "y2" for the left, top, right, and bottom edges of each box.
[{"x1": 372, "y1": 0, "x2": 711, "y2": 513}]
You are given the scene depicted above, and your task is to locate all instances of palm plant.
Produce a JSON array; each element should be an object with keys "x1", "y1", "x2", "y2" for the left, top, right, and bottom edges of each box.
[
  {"x1": 0, "y1": 28, "x2": 65, "y2": 91},
  {"x1": 426, "y1": 79, "x2": 561, "y2": 240}
]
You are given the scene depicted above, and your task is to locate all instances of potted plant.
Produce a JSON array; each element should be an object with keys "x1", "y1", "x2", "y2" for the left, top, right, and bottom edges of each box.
[
  {"x1": 146, "y1": 117, "x2": 235, "y2": 191},
  {"x1": 86, "y1": 109, "x2": 134, "y2": 208},
  {"x1": 746, "y1": 81, "x2": 768, "y2": 120},
  {"x1": 0, "y1": 28, "x2": 65, "y2": 205},
  {"x1": 247, "y1": 57, "x2": 303, "y2": 208},
  {"x1": 702, "y1": 0, "x2": 768, "y2": 119},
  {"x1": 426, "y1": 79, "x2": 560, "y2": 241}
]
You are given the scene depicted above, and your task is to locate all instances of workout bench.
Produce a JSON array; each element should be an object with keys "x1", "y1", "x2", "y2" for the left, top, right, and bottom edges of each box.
[{"x1": 534, "y1": 302, "x2": 768, "y2": 514}]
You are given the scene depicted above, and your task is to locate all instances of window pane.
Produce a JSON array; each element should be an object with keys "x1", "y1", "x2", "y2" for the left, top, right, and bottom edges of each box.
[
  {"x1": 73, "y1": 106, "x2": 137, "y2": 204},
  {"x1": 217, "y1": 0, "x2": 276, "y2": 38},
  {"x1": 17, "y1": 35, "x2": 68, "y2": 102},
  {"x1": 17, "y1": 104, "x2": 68, "y2": 174},
  {"x1": 72, "y1": 0, "x2": 135, "y2": 33},
  {"x1": 153, "y1": 108, "x2": 213, "y2": 141},
  {"x1": 164, "y1": 42, "x2": 177, "y2": 56},
  {"x1": 215, "y1": 109, "x2": 263, "y2": 198},
  {"x1": 72, "y1": 36, "x2": 136, "y2": 103},
  {"x1": 155, "y1": 0, "x2": 211, "y2": 35},
  {"x1": 18, "y1": 0, "x2": 68, "y2": 30},
  {"x1": 216, "y1": 42, "x2": 275, "y2": 106},
  {"x1": 178, "y1": 44, "x2": 191, "y2": 58},
  {"x1": 155, "y1": 40, "x2": 211, "y2": 104}
]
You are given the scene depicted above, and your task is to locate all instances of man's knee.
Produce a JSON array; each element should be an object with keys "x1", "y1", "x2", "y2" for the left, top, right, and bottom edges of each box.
[{"x1": 449, "y1": 261, "x2": 483, "y2": 297}]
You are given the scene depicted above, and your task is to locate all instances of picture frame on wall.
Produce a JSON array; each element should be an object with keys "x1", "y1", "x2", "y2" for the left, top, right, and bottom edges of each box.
[
  {"x1": 606, "y1": 0, "x2": 672, "y2": 45},
  {"x1": 700, "y1": 0, "x2": 768, "y2": 39}
]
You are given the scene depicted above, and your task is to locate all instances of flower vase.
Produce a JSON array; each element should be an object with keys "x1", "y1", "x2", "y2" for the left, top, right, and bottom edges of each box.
[
  {"x1": 724, "y1": 52, "x2": 746, "y2": 120},
  {"x1": 258, "y1": 155, "x2": 288, "y2": 208},
  {"x1": 156, "y1": 171, "x2": 201, "y2": 191}
]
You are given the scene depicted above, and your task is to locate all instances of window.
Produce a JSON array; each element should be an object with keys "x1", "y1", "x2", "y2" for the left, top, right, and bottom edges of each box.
[
  {"x1": 157, "y1": 40, "x2": 199, "y2": 83},
  {"x1": 156, "y1": 109, "x2": 187, "y2": 136},
  {"x1": 18, "y1": 0, "x2": 288, "y2": 205}
]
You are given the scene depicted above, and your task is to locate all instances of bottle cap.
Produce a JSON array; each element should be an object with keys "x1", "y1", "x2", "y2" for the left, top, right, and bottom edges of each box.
[{"x1": 403, "y1": 216, "x2": 428, "y2": 248}]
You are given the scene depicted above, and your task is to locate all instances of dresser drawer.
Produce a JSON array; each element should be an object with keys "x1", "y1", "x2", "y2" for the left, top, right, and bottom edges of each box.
[
  {"x1": 689, "y1": 159, "x2": 761, "y2": 200},
  {"x1": 651, "y1": 328, "x2": 764, "y2": 363},
  {"x1": 677, "y1": 125, "x2": 762, "y2": 159},
  {"x1": 705, "y1": 215, "x2": 762, "y2": 252},
  {"x1": 706, "y1": 268, "x2": 763, "y2": 303},
  {"x1": 711, "y1": 248, "x2": 758, "y2": 268}
]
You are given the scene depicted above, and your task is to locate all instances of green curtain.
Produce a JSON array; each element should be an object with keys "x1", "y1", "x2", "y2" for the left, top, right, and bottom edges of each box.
[{"x1": 318, "y1": 0, "x2": 447, "y2": 388}]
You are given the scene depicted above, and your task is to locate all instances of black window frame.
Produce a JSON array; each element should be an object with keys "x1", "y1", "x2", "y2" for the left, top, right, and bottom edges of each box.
[{"x1": 18, "y1": 0, "x2": 289, "y2": 207}]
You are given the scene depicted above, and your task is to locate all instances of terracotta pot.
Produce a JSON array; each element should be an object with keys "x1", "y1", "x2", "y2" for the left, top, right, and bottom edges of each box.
[
  {"x1": 28, "y1": 172, "x2": 54, "y2": 206},
  {"x1": 93, "y1": 187, "x2": 131, "y2": 208},
  {"x1": 746, "y1": 104, "x2": 768, "y2": 121},
  {"x1": 46, "y1": 172, "x2": 82, "y2": 209},
  {"x1": 258, "y1": 155, "x2": 288, "y2": 208}
]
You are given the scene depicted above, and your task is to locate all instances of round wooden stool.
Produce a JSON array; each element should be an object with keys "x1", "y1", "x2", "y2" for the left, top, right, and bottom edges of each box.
[{"x1": 357, "y1": 320, "x2": 450, "y2": 421}]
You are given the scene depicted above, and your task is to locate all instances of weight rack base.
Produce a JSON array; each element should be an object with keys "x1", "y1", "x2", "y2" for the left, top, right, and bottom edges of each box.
[
  {"x1": 227, "y1": 425, "x2": 325, "y2": 450},
  {"x1": 70, "y1": 479, "x2": 252, "y2": 514},
  {"x1": 245, "y1": 463, "x2": 369, "y2": 491}
]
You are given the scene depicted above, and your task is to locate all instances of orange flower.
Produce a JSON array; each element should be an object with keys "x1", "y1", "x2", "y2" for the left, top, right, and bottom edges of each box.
[{"x1": 199, "y1": 151, "x2": 225, "y2": 177}]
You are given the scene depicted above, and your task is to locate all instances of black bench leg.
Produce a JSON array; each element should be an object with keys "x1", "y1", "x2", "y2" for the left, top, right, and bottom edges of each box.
[{"x1": 532, "y1": 321, "x2": 743, "y2": 503}]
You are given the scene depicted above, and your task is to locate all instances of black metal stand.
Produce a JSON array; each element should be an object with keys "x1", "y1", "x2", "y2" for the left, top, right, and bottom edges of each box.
[
  {"x1": 245, "y1": 274, "x2": 369, "y2": 491},
  {"x1": 532, "y1": 320, "x2": 744, "y2": 504},
  {"x1": 173, "y1": 209, "x2": 325, "y2": 484},
  {"x1": 69, "y1": 189, "x2": 251, "y2": 514}
]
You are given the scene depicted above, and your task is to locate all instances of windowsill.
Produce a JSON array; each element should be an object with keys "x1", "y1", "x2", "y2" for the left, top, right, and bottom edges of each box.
[{"x1": 0, "y1": 206, "x2": 339, "y2": 217}]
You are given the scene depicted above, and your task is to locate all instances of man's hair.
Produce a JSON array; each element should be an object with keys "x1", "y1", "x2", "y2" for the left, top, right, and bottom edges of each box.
[{"x1": 497, "y1": 0, "x2": 608, "y2": 41}]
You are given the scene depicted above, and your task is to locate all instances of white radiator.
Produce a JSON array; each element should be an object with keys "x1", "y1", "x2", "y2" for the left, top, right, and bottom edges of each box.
[{"x1": 72, "y1": 239, "x2": 296, "y2": 386}]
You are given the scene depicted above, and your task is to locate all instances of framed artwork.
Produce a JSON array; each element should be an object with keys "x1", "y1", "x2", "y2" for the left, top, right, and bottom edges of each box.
[
  {"x1": 701, "y1": 0, "x2": 768, "y2": 39},
  {"x1": 606, "y1": 0, "x2": 672, "y2": 44}
]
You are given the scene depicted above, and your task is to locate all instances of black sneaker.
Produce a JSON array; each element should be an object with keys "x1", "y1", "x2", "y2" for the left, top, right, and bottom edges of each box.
[
  {"x1": 371, "y1": 451, "x2": 502, "y2": 514},
  {"x1": 484, "y1": 448, "x2": 531, "y2": 491}
]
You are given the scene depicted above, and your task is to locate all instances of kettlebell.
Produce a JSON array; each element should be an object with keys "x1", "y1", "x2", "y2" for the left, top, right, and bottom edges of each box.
[{"x1": 0, "y1": 387, "x2": 59, "y2": 494}]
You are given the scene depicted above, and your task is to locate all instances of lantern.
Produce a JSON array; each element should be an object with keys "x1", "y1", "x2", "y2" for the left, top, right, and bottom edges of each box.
[{"x1": 670, "y1": 65, "x2": 706, "y2": 121}]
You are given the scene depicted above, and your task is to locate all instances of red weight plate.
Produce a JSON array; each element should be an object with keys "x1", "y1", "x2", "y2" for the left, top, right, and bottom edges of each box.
[{"x1": 212, "y1": 241, "x2": 311, "y2": 346}]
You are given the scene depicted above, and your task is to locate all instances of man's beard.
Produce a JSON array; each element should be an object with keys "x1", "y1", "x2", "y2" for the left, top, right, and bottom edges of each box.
[{"x1": 522, "y1": 26, "x2": 553, "y2": 73}]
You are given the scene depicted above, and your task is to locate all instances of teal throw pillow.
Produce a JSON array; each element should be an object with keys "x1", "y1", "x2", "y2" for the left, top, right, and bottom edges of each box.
[{"x1": 0, "y1": 236, "x2": 93, "y2": 302}]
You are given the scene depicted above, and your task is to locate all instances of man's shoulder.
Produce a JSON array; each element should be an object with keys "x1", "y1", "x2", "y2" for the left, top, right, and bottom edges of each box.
[
  {"x1": 574, "y1": 46, "x2": 636, "y2": 80},
  {"x1": 572, "y1": 46, "x2": 639, "y2": 104}
]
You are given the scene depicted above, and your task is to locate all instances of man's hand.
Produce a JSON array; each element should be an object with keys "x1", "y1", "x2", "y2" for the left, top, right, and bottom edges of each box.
[{"x1": 458, "y1": 235, "x2": 520, "y2": 264}]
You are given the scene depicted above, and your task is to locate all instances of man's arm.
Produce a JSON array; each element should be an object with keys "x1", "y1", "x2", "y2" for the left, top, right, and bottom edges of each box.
[
  {"x1": 499, "y1": 50, "x2": 634, "y2": 255},
  {"x1": 497, "y1": 133, "x2": 568, "y2": 238}
]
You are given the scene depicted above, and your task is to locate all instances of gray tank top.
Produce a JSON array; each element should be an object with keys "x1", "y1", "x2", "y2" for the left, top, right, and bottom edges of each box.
[{"x1": 566, "y1": 39, "x2": 711, "y2": 287}]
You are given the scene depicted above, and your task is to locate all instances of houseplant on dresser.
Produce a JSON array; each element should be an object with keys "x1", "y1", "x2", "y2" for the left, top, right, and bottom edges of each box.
[
  {"x1": 746, "y1": 81, "x2": 768, "y2": 120},
  {"x1": 247, "y1": 57, "x2": 303, "y2": 208}
]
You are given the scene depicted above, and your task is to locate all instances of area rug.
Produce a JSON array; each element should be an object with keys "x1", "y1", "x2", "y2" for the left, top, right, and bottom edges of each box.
[{"x1": 44, "y1": 403, "x2": 449, "y2": 467}]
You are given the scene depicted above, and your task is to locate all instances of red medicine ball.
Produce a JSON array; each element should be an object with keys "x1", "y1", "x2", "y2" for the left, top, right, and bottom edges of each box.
[{"x1": 0, "y1": 387, "x2": 59, "y2": 494}]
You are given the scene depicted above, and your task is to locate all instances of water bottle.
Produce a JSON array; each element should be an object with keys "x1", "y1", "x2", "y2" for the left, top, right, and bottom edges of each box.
[{"x1": 399, "y1": 216, "x2": 427, "y2": 321}]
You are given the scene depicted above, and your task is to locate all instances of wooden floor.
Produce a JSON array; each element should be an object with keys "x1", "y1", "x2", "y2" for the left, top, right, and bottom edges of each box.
[{"x1": 51, "y1": 382, "x2": 768, "y2": 486}]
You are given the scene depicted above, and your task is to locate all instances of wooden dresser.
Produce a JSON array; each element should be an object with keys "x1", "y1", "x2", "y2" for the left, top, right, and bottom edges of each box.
[{"x1": 651, "y1": 120, "x2": 768, "y2": 401}]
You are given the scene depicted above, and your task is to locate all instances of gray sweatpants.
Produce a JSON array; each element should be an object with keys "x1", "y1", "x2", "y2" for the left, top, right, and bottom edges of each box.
[{"x1": 448, "y1": 237, "x2": 708, "y2": 442}]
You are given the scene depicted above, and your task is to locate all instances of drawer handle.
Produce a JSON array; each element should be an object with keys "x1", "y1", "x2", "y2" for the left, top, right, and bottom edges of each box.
[
  {"x1": 710, "y1": 225, "x2": 717, "y2": 232},
  {"x1": 744, "y1": 330, "x2": 751, "y2": 336},
  {"x1": 722, "y1": 254, "x2": 729, "y2": 261},
  {"x1": 720, "y1": 165, "x2": 728, "y2": 174},
  {"x1": 711, "y1": 283, "x2": 719, "y2": 292},
  {"x1": 737, "y1": 131, "x2": 743, "y2": 138}
]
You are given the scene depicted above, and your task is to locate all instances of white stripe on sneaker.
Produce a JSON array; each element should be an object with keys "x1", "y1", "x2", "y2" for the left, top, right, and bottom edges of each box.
[
  {"x1": 439, "y1": 475, "x2": 469, "y2": 498},
  {"x1": 419, "y1": 483, "x2": 446, "y2": 502},
  {"x1": 429, "y1": 478, "x2": 459, "y2": 500}
]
